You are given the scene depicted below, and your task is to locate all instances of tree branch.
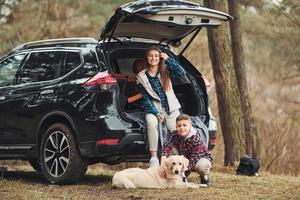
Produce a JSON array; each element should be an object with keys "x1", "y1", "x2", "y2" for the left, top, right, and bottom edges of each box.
[{"x1": 272, "y1": 1, "x2": 300, "y2": 29}]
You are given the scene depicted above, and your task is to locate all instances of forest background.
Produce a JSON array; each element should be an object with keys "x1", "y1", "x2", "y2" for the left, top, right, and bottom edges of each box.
[{"x1": 0, "y1": 0, "x2": 299, "y2": 176}]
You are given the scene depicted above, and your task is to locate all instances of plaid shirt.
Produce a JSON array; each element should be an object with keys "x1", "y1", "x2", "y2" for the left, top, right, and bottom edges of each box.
[
  {"x1": 165, "y1": 58, "x2": 186, "y2": 77},
  {"x1": 138, "y1": 57, "x2": 186, "y2": 115},
  {"x1": 146, "y1": 71, "x2": 170, "y2": 114},
  {"x1": 162, "y1": 129, "x2": 212, "y2": 171}
]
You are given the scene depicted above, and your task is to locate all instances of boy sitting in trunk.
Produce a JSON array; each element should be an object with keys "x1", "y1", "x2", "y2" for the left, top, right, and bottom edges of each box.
[{"x1": 160, "y1": 114, "x2": 213, "y2": 186}]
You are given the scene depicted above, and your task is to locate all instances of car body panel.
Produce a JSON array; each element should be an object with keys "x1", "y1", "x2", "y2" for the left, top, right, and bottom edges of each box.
[{"x1": 0, "y1": 82, "x2": 59, "y2": 145}]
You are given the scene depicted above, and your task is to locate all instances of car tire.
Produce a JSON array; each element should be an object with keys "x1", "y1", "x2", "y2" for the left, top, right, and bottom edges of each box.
[
  {"x1": 40, "y1": 123, "x2": 85, "y2": 184},
  {"x1": 81, "y1": 161, "x2": 89, "y2": 176},
  {"x1": 28, "y1": 159, "x2": 41, "y2": 172}
]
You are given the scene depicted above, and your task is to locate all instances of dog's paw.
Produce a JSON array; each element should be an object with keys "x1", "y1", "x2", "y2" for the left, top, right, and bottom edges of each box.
[
  {"x1": 199, "y1": 183, "x2": 208, "y2": 188},
  {"x1": 192, "y1": 185, "x2": 200, "y2": 189},
  {"x1": 185, "y1": 183, "x2": 201, "y2": 189}
]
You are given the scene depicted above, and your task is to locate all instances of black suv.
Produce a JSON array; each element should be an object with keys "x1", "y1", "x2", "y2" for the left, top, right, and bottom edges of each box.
[{"x1": 0, "y1": 0, "x2": 231, "y2": 183}]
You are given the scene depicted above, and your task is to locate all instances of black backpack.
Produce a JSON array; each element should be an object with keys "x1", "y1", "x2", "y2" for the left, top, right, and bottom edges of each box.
[{"x1": 236, "y1": 155, "x2": 260, "y2": 176}]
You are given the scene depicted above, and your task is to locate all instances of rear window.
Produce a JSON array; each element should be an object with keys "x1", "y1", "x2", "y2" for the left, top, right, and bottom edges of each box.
[
  {"x1": 68, "y1": 50, "x2": 102, "y2": 79},
  {"x1": 124, "y1": 1, "x2": 198, "y2": 12},
  {"x1": 116, "y1": 58, "x2": 139, "y2": 75},
  {"x1": 109, "y1": 48, "x2": 145, "y2": 74},
  {"x1": 65, "y1": 51, "x2": 82, "y2": 74}
]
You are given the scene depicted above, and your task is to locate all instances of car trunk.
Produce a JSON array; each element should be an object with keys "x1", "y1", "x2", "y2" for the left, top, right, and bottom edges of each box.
[
  {"x1": 106, "y1": 46, "x2": 207, "y2": 121},
  {"x1": 98, "y1": 0, "x2": 230, "y2": 151},
  {"x1": 100, "y1": 0, "x2": 231, "y2": 122}
]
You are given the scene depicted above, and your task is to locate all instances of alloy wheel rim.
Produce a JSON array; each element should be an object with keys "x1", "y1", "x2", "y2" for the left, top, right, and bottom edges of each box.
[{"x1": 44, "y1": 131, "x2": 70, "y2": 178}]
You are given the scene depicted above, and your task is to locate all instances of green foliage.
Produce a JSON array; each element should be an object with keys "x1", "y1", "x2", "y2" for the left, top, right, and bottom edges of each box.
[
  {"x1": 0, "y1": 0, "x2": 132, "y2": 55},
  {"x1": 242, "y1": 1, "x2": 300, "y2": 78},
  {"x1": 240, "y1": 0, "x2": 267, "y2": 10}
]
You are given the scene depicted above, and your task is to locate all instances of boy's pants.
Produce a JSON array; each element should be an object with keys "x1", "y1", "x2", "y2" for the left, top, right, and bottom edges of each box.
[{"x1": 194, "y1": 158, "x2": 212, "y2": 176}]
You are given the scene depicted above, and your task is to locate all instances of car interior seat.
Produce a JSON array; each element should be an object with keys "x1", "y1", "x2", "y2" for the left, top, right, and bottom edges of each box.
[
  {"x1": 114, "y1": 58, "x2": 145, "y2": 111},
  {"x1": 126, "y1": 59, "x2": 145, "y2": 104},
  {"x1": 132, "y1": 59, "x2": 145, "y2": 74}
]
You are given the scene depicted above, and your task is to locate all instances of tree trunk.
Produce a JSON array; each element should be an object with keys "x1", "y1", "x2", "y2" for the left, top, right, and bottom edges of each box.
[
  {"x1": 228, "y1": 0, "x2": 260, "y2": 158},
  {"x1": 204, "y1": 0, "x2": 245, "y2": 166}
]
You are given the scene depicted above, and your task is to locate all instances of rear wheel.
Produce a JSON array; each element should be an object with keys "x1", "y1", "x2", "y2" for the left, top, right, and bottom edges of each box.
[{"x1": 40, "y1": 123, "x2": 86, "y2": 184}]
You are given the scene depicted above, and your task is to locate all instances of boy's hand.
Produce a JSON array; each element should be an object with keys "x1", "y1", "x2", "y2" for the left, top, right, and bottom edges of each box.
[
  {"x1": 159, "y1": 156, "x2": 167, "y2": 178},
  {"x1": 159, "y1": 164, "x2": 167, "y2": 179}
]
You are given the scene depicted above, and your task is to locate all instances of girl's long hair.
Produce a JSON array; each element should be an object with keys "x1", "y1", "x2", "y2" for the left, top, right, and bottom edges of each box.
[{"x1": 144, "y1": 47, "x2": 170, "y2": 92}]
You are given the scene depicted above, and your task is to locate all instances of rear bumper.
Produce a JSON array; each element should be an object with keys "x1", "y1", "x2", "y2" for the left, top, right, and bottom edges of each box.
[{"x1": 79, "y1": 132, "x2": 147, "y2": 164}]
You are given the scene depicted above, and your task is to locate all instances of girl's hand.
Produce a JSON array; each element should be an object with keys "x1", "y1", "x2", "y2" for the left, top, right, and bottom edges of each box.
[
  {"x1": 157, "y1": 111, "x2": 167, "y2": 122},
  {"x1": 160, "y1": 52, "x2": 169, "y2": 60},
  {"x1": 157, "y1": 112, "x2": 165, "y2": 122}
]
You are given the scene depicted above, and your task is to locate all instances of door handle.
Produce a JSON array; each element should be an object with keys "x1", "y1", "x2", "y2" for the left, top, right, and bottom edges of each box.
[
  {"x1": 0, "y1": 96, "x2": 5, "y2": 101},
  {"x1": 40, "y1": 89, "x2": 54, "y2": 95}
]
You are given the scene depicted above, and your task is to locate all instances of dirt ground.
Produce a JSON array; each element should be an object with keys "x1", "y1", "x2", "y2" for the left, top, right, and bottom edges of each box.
[{"x1": 0, "y1": 163, "x2": 299, "y2": 200}]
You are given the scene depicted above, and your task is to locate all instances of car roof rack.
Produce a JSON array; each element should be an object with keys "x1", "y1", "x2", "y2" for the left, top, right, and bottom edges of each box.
[{"x1": 13, "y1": 37, "x2": 98, "y2": 51}]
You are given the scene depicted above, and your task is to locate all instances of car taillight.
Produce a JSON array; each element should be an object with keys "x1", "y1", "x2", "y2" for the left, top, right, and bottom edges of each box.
[
  {"x1": 84, "y1": 71, "x2": 116, "y2": 90},
  {"x1": 96, "y1": 139, "x2": 119, "y2": 145}
]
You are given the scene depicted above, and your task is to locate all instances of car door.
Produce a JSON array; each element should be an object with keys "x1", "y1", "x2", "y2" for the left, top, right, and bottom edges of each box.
[
  {"x1": 0, "y1": 51, "x2": 65, "y2": 148},
  {"x1": 101, "y1": 0, "x2": 232, "y2": 48},
  {"x1": 0, "y1": 53, "x2": 27, "y2": 146}
]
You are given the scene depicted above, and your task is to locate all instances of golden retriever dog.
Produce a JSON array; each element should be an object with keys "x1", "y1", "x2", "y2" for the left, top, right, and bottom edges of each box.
[{"x1": 112, "y1": 155, "x2": 206, "y2": 189}]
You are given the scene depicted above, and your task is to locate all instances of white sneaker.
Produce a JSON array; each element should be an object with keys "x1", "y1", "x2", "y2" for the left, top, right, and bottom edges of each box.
[{"x1": 149, "y1": 157, "x2": 159, "y2": 168}]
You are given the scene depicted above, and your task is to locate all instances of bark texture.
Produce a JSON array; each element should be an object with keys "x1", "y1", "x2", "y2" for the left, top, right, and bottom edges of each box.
[
  {"x1": 204, "y1": 0, "x2": 245, "y2": 166},
  {"x1": 228, "y1": 0, "x2": 260, "y2": 158}
]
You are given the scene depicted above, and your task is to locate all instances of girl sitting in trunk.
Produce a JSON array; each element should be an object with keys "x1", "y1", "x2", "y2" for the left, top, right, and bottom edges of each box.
[{"x1": 136, "y1": 46, "x2": 186, "y2": 167}]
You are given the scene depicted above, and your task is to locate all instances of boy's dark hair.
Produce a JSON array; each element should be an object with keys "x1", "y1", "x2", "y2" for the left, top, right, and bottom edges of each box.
[{"x1": 176, "y1": 114, "x2": 191, "y2": 122}]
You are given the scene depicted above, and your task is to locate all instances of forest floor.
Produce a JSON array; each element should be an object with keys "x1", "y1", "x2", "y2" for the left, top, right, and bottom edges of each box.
[{"x1": 0, "y1": 163, "x2": 299, "y2": 200}]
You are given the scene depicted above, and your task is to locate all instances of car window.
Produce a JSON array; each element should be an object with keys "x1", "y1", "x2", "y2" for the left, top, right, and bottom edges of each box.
[
  {"x1": 95, "y1": 48, "x2": 107, "y2": 71},
  {"x1": 74, "y1": 50, "x2": 100, "y2": 78},
  {"x1": 19, "y1": 51, "x2": 64, "y2": 83},
  {"x1": 116, "y1": 58, "x2": 137, "y2": 75},
  {"x1": 0, "y1": 54, "x2": 26, "y2": 87},
  {"x1": 65, "y1": 51, "x2": 82, "y2": 74},
  {"x1": 109, "y1": 48, "x2": 145, "y2": 74}
]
